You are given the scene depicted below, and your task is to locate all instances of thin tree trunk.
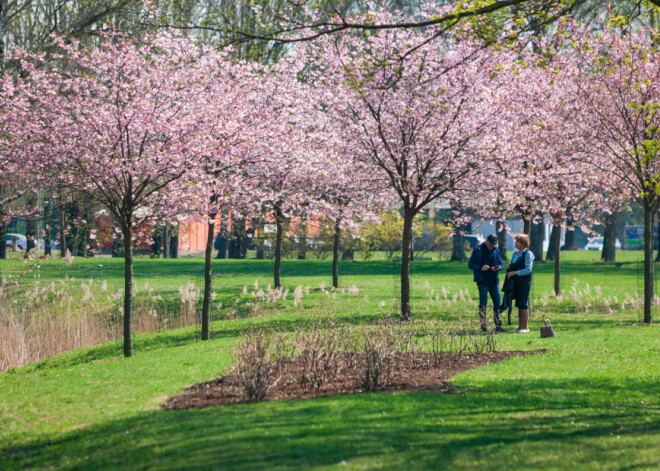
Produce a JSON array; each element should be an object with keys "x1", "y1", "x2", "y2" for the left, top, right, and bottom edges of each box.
[
  {"x1": 530, "y1": 218, "x2": 544, "y2": 262},
  {"x1": 0, "y1": 222, "x2": 7, "y2": 260},
  {"x1": 497, "y1": 221, "x2": 507, "y2": 260},
  {"x1": 546, "y1": 224, "x2": 558, "y2": 261},
  {"x1": 643, "y1": 206, "x2": 654, "y2": 324},
  {"x1": 0, "y1": 5, "x2": 6, "y2": 77},
  {"x1": 122, "y1": 222, "x2": 134, "y2": 357},
  {"x1": 274, "y1": 206, "x2": 284, "y2": 289},
  {"x1": 163, "y1": 223, "x2": 169, "y2": 258},
  {"x1": 59, "y1": 205, "x2": 67, "y2": 258},
  {"x1": 655, "y1": 215, "x2": 660, "y2": 262},
  {"x1": 451, "y1": 230, "x2": 466, "y2": 261},
  {"x1": 170, "y1": 229, "x2": 178, "y2": 258},
  {"x1": 553, "y1": 220, "x2": 561, "y2": 296},
  {"x1": 25, "y1": 218, "x2": 36, "y2": 255},
  {"x1": 603, "y1": 212, "x2": 617, "y2": 263},
  {"x1": 332, "y1": 216, "x2": 341, "y2": 289},
  {"x1": 410, "y1": 222, "x2": 414, "y2": 262},
  {"x1": 563, "y1": 216, "x2": 578, "y2": 250},
  {"x1": 201, "y1": 210, "x2": 217, "y2": 341},
  {"x1": 44, "y1": 202, "x2": 52, "y2": 256},
  {"x1": 523, "y1": 218, "x2": 532, "y2": 236},
  {"x1": 400, "y1": 207, "x2": 415, "y2": 321}
]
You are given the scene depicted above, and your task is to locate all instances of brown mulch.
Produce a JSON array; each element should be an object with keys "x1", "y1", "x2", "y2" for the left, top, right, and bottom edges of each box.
[{"x1": 163, "y1": 350, "x2": 545, "y2": 410}]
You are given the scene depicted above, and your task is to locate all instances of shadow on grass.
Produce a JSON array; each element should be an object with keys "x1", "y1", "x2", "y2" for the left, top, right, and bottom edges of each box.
[{"x1": 2, "y1": 376, "x2": 658, "y2": 470}]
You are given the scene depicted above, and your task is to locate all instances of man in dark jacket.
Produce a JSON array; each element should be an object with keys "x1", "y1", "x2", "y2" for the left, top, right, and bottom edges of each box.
[{"x1": 468, "y1": 234, "x2": 505, "y2": 332}]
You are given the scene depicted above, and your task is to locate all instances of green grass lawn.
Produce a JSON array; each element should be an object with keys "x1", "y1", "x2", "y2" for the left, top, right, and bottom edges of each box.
[{"x1": 1, "y1": 253, "x2": 659, "y2": 470}]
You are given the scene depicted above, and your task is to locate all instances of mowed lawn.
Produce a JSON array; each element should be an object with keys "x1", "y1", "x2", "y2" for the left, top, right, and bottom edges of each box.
[{"x1": 0, "y1": 252, "x2": 659, "y2": 470}]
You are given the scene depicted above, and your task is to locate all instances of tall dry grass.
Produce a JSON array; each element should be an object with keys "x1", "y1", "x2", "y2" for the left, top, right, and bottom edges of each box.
[{"x1": 0, "y1": 277, "x2": 200, "y2": 372}]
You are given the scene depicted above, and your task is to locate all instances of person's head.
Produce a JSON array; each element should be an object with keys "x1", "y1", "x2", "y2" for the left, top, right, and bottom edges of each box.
[
  {"x1": 485, "y1": 234, "x2": 499, "y2": 251},
  {"x1": 514, "y1": 234, "x2": 530, "y2": 251}
]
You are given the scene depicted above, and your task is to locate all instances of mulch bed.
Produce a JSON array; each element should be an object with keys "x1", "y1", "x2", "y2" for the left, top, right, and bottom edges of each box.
[{"x1": 164, "y1": 350, "x2": 545, "y2": 410}]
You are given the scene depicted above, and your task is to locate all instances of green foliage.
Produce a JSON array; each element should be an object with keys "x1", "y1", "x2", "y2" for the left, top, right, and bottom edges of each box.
[{"x1": 357, "y1": 210, "x2": 403, "y2": 259}]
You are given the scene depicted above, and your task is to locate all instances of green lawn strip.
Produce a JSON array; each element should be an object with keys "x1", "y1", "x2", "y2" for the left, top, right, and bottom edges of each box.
[
  {"x1": 1, "y1": 256, "x2": 659, "y2": 469},
  {"x1": 1, "y1": 315, "x2": 658, "y2": 470}
]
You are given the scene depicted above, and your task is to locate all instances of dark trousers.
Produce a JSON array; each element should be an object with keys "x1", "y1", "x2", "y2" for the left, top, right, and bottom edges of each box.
[{"x1": 477, "y1": 283, "x2": 502, "y2": 328}]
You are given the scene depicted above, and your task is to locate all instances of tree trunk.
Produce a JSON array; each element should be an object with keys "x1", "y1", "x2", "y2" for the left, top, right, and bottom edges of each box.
[
  {"x1": 603, "y1": 212, "x2": 617, "y2": 263},
  {"x1": 201, "y1": 211, "x2": 216, "y2": 341},
  {"x1": 216, "y1": 235, "x2": 227, "y2": 259},
  {"x1": 0, "y1": 222, "x2": 7, "y2": 260},
  {"x1": 643, "y1": 205, "x2": 654, "y2": 324},
  {"x1": 400, "y1": 207, "x2": 415, "y2": 321},
  {"x1": 332, "y1": 217, "x2": 341, "y2": 289},
  {"x1": 163, "y1": 224, "x2": 169, "y2": 258},
  {"x1": 546, "y1": 224, "x2": 559, "y2": 261},
  {"x1": 497, "y1": 221, "x2": 507, "y2": 260},
  {"x1": 150, "y1": 225, "x2": 162, "y2": 258},
  {"x1": 656, "y1": 216, "x2": 660, "y2": 262},
  {"x1": 170, "y1": 229, "x2": 178, "y2": 258},
  {"x1": 410, "y1": 222, "x2": 415, "y2": 261},
  {"x1": 297, "y1": 214, "x2": 307, "y2": 260},
  {"x1": 553, "y1": 221, "x2": 561, "y2": 295},
  {"x1": 523, "y1": 218, "x2": 532, "y2": 236},
  {"x1": 60, "y1": 206, "x2": 67, "y2": 257},
  {"x1": 530, "y1": 218, "x2": 544, "y2": 262},
  {"x1": 274, "y1": 206, "x2": 284, "y2": 289},
  {"x1": 122, "y1": 222, "x2": 134, "y2": 357},
  {"x1": 563, "y1": 216, "x2": 578, "y2": 250},
  {"x1": 44, "y1": 203, "x2": 52, "y2": 256},
  {"x1": 0, "y1": 5, "x2": 6, "y2": 77},
  {"x1": 451, "y1": 231, "x2": 466, "y2": 261},
  {"x1": 25, "y1": 218, "x2": 36, "y2": 255}
]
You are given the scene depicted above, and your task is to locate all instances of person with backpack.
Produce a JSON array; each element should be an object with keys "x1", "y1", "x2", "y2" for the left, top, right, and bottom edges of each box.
[
  {"x1": 506, "y1": 233, "x2": 535, "y2": 333},
  {"x1": 468, "y1": 234, "x2": 506, "y2": 332}
]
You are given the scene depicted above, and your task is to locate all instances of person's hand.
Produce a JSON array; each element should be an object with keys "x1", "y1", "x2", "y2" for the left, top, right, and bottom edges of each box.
[
  {"x1": 481, "y1": 265, "x2": 490, "y2": 271},
  {"x1": 505, "y1": 264, "x2": 511, "y2": 271},
  {"x1": 507, "y1": 271, "x2": 517, "y2": 279},
  {"x1": 491, "y1": 265, "x2": 500, "y2": 271}
]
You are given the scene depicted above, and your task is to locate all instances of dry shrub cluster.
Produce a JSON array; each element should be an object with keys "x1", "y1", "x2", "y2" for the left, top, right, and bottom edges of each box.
[
  {"x1": 293, "y1": 323, "x2": 344, "y2": 392},
  {"x1": 0, "y1": 277, "x2": 200, "y2": 372},
  {"x1": 234, "y1": 328, "x2": 283, "y2": 402},
  {"x1": 232, "y1": 319, "x2": 497, "y2": 402}
]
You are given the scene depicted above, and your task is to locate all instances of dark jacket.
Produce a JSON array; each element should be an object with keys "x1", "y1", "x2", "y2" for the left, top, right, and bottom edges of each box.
[{"x1": 468, "y1": 243, "x2": 503, "y2": 285}]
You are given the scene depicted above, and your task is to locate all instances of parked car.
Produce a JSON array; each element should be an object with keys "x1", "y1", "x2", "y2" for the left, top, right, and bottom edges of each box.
[
  {"x1": 5, "y1": 233, "x2": 27, "y2": 251},
  {"x1": 464, "y1": 234, "x2": 485, "y2": 249},
  {"x1": 583, "y1": 237, "x2": 621, "y2": 251}
]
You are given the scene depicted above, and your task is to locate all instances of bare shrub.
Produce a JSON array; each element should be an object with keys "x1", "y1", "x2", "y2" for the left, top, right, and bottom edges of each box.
[
  {"x1": 234, "y1": 328, "x2": 281, "y2": 402},
  {"x1": 293, "y1": 322, "x2": 342, "y2": 393},
  {"x1": 360, "y1": 327, "x2": 395, "y2": 392},
  {"x1": 425, "y1": 321, "x2": 449, "y2": 366}
]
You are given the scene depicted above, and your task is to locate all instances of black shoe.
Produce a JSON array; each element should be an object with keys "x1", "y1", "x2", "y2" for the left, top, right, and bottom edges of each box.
[
  {"x1": 495, "y1": 326, "x2": 507, "y2": 333},
  {"x1": 480, "y1": 325, "x2": 488, "y2": 333}
]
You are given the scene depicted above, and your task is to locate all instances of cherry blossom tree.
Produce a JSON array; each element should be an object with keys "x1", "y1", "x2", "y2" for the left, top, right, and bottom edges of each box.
[
  {"x1": 10, "y1": 31, "x2": 211, "y2": 356},
  {"x1": 190, "y1": 53, "x2": 283, "y2": 340},
  {"x1": 486, "y1": 58, "x2": 612, "y2": 295},
  {"x1": 552, "y1": 25, "x2": 660, "y2": 323},
  {"x1": 301, "y1": 17, "x2": 500, "y2": 320}
]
